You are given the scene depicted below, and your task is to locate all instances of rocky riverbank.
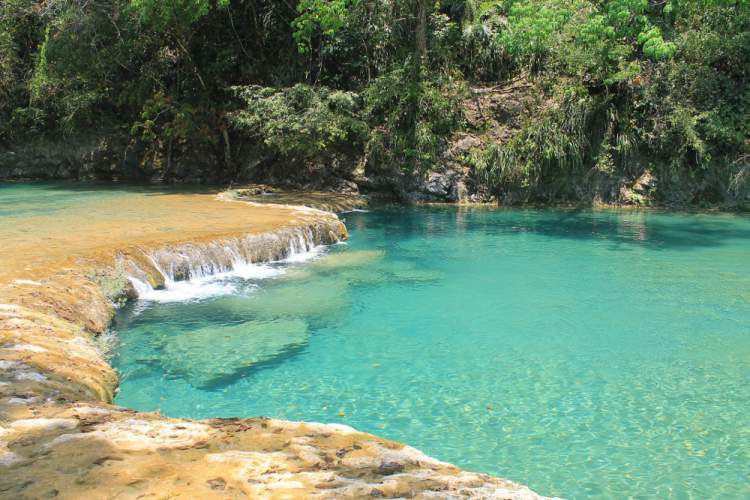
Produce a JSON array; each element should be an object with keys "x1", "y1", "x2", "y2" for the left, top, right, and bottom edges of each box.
[{"x1": 0, "y1": 188, "x2": 546, "y2": 499}]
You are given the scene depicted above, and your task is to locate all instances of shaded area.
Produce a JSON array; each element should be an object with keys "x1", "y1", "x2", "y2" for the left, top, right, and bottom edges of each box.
[
  {"x1": 364, "y1": 206, "x2": 750, "y2": 251},
  {"x1": 160, "y1": 319, "x2": 309, "y2": 388},
  {"x1": 230, "y1": 185, "x2": 367, "y2": 213}
]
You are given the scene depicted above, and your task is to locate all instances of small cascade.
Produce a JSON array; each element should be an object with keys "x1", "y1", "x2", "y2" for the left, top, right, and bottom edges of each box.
[
  {"x1": 127, "y1": 276, "x2": 154, "y2": 297},
  {"x1": 120, "y1": 220, "x2": 346, "y2": 303}
]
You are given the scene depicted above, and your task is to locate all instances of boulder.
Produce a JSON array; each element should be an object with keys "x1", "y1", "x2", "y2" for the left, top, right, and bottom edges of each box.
[
  {"x1": 426, "y1": 171, "x2": 454, "y2": 198},
  {"x1": 619, "y1": 169, "x2": 658, "y2": 205}
]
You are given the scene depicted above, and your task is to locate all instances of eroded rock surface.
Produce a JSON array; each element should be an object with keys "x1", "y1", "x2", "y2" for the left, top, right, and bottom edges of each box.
[
  {"x1": 0, "y1": 189, "x2": 547, "y2": 499},
  {"x1": 0, "y1": 406, "x2": 544, "y2": 499}
]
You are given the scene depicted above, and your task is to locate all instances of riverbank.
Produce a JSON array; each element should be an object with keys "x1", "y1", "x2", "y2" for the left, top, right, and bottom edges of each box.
[{"x1": 0, "y1": 185, "x2": 544, "y2": 499}]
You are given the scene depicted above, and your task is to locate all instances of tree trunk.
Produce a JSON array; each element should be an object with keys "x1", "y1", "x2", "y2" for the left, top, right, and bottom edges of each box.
[
  {"x1": 415, "y1": 0, "x2": 428, "y2": 66},
  {"x1": 407, "y1": 0, "x2": 429, "y2": 172},
  {"x1": 222, "y1": 128, "x2": 232, "y2": 171}
]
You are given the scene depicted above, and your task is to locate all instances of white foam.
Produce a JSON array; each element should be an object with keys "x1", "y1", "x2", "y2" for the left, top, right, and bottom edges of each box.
[
  {"x1": 124, "y1": 227, "x2": 338, "y2": 305},
  {"x1": 208, "y1": 262, "x2": 283, "y2": 281},
  {"x1": 129, "y1": 263, "x2": 283, "y2": 304},
  {"x1": 282, "y1": 245, "x2": 326, "y2": 264},
  {"x1": 133, "y1": 279, "x2": 238, "y2": 303}
]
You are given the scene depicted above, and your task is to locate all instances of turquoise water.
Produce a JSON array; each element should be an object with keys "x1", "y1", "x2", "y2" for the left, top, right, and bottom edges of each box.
[
  {"x1": 112, "y1": 207, "x2": 750, "y2": 498},
  {"x1": 0, "y1": 182, "x2": 180, "y2": 216}
]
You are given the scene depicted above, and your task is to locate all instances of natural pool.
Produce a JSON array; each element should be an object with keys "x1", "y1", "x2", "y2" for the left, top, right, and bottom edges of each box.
[{"x1": 112, "y1": 207, "x2": 750, "y2": 498}]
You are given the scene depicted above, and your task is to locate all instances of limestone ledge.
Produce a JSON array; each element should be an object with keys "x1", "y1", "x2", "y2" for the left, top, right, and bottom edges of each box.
[
  {"x1": 0, "y1": 192, "x2": 546, "y2": 499},
  {"x1": 226, "y1": 185, "x2": 369, "y2": 213}
]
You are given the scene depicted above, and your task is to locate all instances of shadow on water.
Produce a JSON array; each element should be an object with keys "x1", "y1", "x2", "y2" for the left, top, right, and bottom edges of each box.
[
  {"x1": 117, "y1": 337, "x2": 313, "y2": 393},
  {"x1": 119, "y1": 344, "x2": 320, "y2": 395},
  {"x1": 112, "y1": 290, "x2": 345, "y2": 392},
  {"x1": 183, "y1": 341, "x2": 314, "y2": 392},
  {"x1": 360, "y1": 206, "x2": 750, "y2": 251}
]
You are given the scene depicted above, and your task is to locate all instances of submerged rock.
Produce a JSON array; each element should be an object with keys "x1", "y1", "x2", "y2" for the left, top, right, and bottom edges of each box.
[
  {"x1": 285, "y1": 251, "x2": 441, "y2": 289},
  {"x1": 335, "y1": 261, "x2": 442, "y2": 287},
  {"x1": 235, "y1": 278, "x2": 350, "y2": 321},
  {"x1": 382, "y1": 260, "x2": 444, "y2": 284},
  {"x1": 161, "y1": 319, "x2": 308, "y2": 388},
  {"x1": 309, "y1": 250, "x2": 385, "y2": 272}
]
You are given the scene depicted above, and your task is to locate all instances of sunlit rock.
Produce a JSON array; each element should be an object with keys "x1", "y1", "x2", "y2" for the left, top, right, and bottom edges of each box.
[
  {"x1": 46, "y1": 418, "x2": 214, "y2": 451},
  {"x1": 160, "y1": 319, "x2": 309, "y2": 388}
]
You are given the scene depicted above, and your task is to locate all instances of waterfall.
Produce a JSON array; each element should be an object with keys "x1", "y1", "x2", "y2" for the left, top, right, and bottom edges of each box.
[{"x1": 120, "y1": 220, "x2": 345, "y2": 303}]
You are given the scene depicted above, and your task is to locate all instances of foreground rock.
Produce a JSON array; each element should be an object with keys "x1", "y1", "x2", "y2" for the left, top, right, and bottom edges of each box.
[
  {"x1": 0, "y1": 189, "x2": 547, "y2": 499},
  {"x1": 0, "y1": 406, "x2": 542, "y2": 499}
]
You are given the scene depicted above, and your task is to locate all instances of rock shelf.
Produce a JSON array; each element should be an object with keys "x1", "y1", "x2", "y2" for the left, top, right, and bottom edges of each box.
[{"x1": 0, "y1": 189, "x2": 546, "y2": 499}]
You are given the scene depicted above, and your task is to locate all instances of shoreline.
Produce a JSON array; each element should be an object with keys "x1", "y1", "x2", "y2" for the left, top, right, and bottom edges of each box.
[
  {"x1": 0, "y1": 188, "x2": 545, "y2": 499},
  {"x1": 3, "y1": 178, "x2": 746, "y2": 213}
]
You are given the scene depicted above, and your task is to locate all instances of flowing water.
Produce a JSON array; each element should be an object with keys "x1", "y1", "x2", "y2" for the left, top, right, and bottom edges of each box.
[{"x1": 109, "y1": 207, "x2": 750, "y2": 498}]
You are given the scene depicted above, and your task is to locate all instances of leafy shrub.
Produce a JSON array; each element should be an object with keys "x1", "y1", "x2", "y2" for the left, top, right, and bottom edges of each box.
[
  {"x1": 364, "y1": 67, "x2": 466, "y2": 174},
  {"x1": 230, "y1": 84, "x2": 368, "y2": 164}
]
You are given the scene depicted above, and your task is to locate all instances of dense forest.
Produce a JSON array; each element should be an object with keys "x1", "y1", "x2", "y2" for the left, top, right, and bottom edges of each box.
[{"x1": 1, "y1": 0, "x2": 749, "y2": 206}]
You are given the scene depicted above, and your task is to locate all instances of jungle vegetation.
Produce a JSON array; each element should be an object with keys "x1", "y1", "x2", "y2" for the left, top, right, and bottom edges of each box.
[{"x1": 1, "y1": 1, "x2": 748, "y2": 202}]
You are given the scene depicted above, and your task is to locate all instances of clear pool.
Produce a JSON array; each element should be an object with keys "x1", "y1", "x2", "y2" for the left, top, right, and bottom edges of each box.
[{"x1": 112, "y1": 207, "x2": 750, "y2": 498}]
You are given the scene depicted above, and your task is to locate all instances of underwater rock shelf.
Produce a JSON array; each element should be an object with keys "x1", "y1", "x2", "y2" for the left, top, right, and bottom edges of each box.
[{"x1": 0, "y1": 190, "x2": 545, "y2": 499}]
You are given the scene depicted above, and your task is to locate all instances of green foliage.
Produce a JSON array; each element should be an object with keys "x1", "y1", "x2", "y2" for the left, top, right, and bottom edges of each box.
[
  {"x1": 469, "y1": 84, "x2": 595, "y2": 190},
  {"x1": 499, "y1": 0, "x2": 577, "y2": 66},
  {"x1": 130, "y1": 0, "x2": 229, "y2": 30},
  {"x1": 638, "y1": 27, "x2": 676, "y2": 60},
  {"x1": 292, "y1": 0, "x2": 359, "y2": 54},
  {"x1": 494, "y1": 0, "x2": 679, "y2": 84},
  {"x1": 364, "y1": 67, "x2": 466, "y2": 173},
  {"x1": 0, "y1": 0, "x2": 748, "y2": 205},
  {"x1": 230, "y1": 84, "x2": 368, "y2": 162},
  {"x1": 132, "y1": 92, "x2": 214, "y2": 145}
]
